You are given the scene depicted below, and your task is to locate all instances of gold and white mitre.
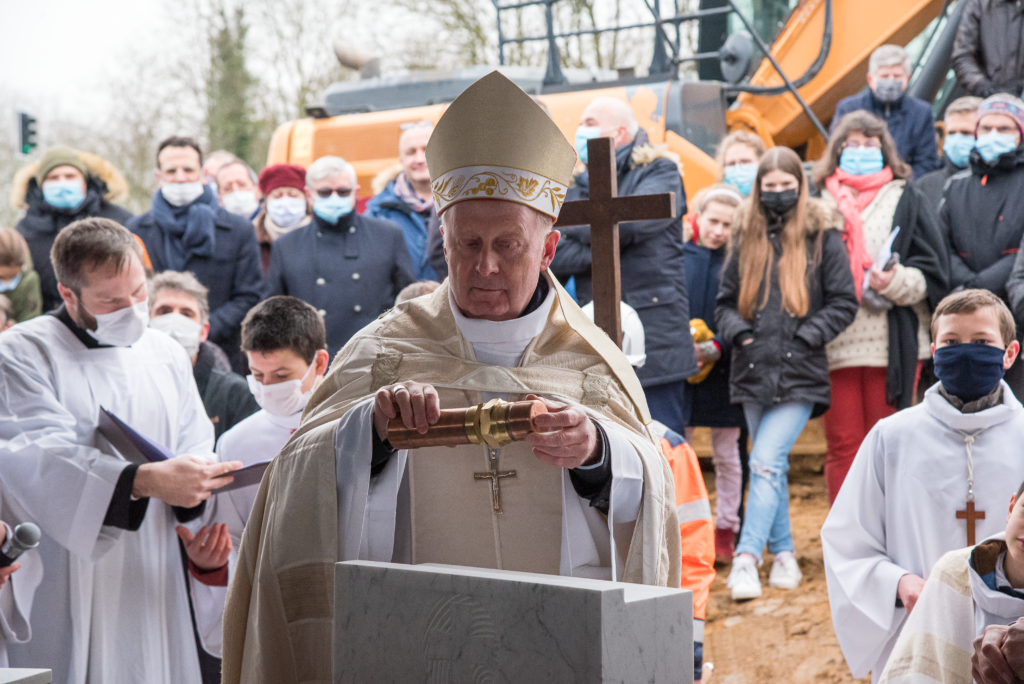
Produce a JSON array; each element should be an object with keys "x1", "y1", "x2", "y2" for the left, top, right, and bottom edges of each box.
[{"x1": 426, "y1": 71, "x2": 578, "y2": 220}]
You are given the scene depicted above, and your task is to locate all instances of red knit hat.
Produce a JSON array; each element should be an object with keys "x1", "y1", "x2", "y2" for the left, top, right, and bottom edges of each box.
[{"x1": 258, "y1": 164, "x2": 307, "y2": 195}]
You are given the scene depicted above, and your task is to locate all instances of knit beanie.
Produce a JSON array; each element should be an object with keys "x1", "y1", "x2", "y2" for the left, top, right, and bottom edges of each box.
[
  {"x1": 35, "y1": 145, "x2": 89, "y2": 187},
  {"x1": 258, "y1": 164, "x2": 307, "y2": 196},
  {"x1": 976, "y1": 94, "x2": 1024, "y2": 136}
]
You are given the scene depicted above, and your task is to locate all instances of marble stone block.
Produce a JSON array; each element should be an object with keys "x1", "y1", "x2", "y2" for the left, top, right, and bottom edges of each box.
[
  {"x1": 335, "y1": 561, "x2": 692, "y2": 684},
  {"x1": 0, "y1": 670, "x2": 52, "y2": 684}
]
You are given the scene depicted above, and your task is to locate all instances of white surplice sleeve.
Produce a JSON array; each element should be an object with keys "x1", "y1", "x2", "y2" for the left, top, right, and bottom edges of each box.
[
  {"x1": 172, "y1": 346, "x2": 216, "y2": 460},
  {"x1": 0, "y1": 340, "x2": 125, "y2": 562},
  {"x1": 822, "y1": 426, "x2": 910, "y2": 679}
]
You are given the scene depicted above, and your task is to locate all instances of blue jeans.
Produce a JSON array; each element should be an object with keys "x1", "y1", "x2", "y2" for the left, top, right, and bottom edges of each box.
[{"x1": 734, "y1": 401, "x2": 813, "y2": 558}]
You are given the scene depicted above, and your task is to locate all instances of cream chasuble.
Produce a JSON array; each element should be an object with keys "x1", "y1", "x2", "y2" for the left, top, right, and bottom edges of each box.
[{"x1": 222, "y1": 274, "x2": 682, "y2": 684}]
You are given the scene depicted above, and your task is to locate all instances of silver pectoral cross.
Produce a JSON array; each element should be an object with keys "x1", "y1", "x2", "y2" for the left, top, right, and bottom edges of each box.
[{"x1": 474, "y1": 447, "x2": 516, "y2": 514}]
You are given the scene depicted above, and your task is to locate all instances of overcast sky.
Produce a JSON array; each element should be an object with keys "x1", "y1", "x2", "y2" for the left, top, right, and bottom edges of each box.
[{"x1": 0, "y1": 0, "x2": 161, "y2": 119}]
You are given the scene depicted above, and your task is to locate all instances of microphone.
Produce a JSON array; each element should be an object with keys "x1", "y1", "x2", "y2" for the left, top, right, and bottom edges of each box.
[{"x1": 0, "y1": 522, "x2": 41, "y2": 568}]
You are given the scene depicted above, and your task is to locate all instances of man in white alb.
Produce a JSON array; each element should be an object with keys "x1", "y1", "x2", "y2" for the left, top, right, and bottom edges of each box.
[
  {"x1": 0, "y1": 217, "x2": 241, "y2": 684},
  {"x1": 221, "y1": 71, "x2": 682, "y2": 684}
]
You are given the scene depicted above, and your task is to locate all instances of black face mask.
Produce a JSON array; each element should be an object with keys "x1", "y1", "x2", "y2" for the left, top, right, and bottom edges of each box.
[{"x1": 760, "y1": 189, "x2": 799, "y2": 216}]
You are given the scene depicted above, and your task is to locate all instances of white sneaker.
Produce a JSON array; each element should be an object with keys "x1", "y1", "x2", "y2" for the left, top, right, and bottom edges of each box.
[
  {"x1": 728, "y1": 561, "x2": 762, "y2": 601},
  {"x1": 768, "y1": 552, "x2": 803, "y2": 589}
]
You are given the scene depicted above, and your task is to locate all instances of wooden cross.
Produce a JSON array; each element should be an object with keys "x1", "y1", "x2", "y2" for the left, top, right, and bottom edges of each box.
[
  {"x1": 957, "y1": 500, "x2": 986, "y2": 546},
  {"x1": 474, "y1": 448, "x2": 516, "y2": 514},
  {"x1": 554, "y1": 136, "x2": 677, "y2": 347}
]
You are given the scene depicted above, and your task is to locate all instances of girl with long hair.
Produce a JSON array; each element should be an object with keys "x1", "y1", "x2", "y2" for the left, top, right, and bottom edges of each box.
[
  {"x1": 716, "y1": 147, "x2": 858, "y2": 601},
  {"x1": 812, "y1": 111, "x2": 949, "y2": 504}
]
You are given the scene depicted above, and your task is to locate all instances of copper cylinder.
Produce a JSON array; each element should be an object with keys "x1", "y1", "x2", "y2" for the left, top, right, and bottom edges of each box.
[{"x1": 386, "y1": 399, "x2": 547, "y2": 449}]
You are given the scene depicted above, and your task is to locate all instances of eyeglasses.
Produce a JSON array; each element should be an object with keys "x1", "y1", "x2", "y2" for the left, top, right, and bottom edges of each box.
[
  {"x1": 400, "y1": 121, "x2": 434, "y2": 131},
  {"x1": 843, "y1": 140, "x2": 881, "y2": 150},
  {"x1": 315, "y1": 188, "x2": 354, "y2": 198}
]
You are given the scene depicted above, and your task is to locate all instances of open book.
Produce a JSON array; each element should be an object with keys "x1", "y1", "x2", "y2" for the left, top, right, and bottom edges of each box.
[{"x1": 97, "y1": 407, "x2": 270, "y2": 492}]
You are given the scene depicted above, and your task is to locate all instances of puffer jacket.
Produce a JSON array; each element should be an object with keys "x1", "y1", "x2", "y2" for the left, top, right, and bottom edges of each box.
[
  {"x1": 952, "y1": 0, "x2": 1024, "y2": 98},
  {"x1": 550, "y1": 129, "x2": 698, "y2": 387},
  {"x1": 716, "y1": 198, "x2": 859, "y2": 416},
  {"x1": 365, "y1": 168, "x2": 439, "y2": 282},
  {"x1": 12, "y1": 154, "x2": 133, "y2": 312}
]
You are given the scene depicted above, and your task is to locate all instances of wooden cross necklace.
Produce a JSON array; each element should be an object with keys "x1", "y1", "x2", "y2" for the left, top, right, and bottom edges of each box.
[{"x1": 956, "y1": 430, "x2": 986, "y2": 546}]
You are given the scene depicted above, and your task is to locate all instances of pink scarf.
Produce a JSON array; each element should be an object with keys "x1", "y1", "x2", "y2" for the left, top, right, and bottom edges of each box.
[
  {"x1": 394, "y1": 172, "x2": 433, "y2": 214},
  {"x1": 825, "y1": 167, "x2": 894, "y2": 300}
]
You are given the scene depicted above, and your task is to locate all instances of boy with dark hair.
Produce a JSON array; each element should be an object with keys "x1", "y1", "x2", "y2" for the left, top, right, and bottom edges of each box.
[
  {"x1": 823, "y1": 289, "x2": 1024, "y2": 682},
  {"x1": 215, "y1": 296, "x2": 329, "y2": 541},
  {"x1": 879, "y1": 478, "x2": 1024, "y2": 682}
]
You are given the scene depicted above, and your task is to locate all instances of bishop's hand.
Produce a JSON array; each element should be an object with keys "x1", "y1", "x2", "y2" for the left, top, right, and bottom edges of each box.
[
  {"x1": 176, "y1": 523, "x2": 232, "y2": 572},
  {"x1": 374, "y1": 381, "x2": 441, "y2": 440},
  {"x1": 133, "y1": 457, "x2": 243, "y2": 508},
  {"x1": 524, "y1": 395, "x2": 600, "y2": 469},
  {"x1": 972, "y1": 623, "x2": 1020, "y2": 684}
]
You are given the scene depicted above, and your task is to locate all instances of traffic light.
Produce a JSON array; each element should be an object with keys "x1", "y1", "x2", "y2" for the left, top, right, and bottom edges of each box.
[{"x1": 18, "y1": 113, "x2": 37, "y2": 156}]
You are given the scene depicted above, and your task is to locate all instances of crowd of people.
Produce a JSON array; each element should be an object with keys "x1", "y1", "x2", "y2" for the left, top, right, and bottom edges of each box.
[{"x1": 0, "y1": 34, "x2": 1024, "y2": 684}]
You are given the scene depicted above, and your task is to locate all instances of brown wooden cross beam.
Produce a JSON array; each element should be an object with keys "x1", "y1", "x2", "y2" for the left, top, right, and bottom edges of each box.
[
  {"x1": 957, "y1": 499, "x2": 986, "y2": 546},
  {"x1": 554, "y1": 136, "x2": 676, "y2": 348}
]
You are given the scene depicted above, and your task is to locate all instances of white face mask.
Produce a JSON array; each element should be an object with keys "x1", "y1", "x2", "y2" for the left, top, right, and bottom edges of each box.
[
  {"x1": 149, "y1": 312, "x2": 203, "y2": 358},
  {"x1": 222, "y1": 190, "x2": 260, "y2": 217},
  {"x1": 161, "y1": 181, "x2": 205, "y2": 207},
  {"x1": 266, "y1": 196, "x2": 308, "y2": 229},
  {"x1": 246, "y1": 362, "x2": 316, "y2": 417},
  {"x1": 88, "y1": 299, "x2": 150, "y2": 347}
]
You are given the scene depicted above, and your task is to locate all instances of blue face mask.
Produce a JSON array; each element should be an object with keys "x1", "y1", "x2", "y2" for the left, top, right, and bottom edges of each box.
[
  {"x1": 0, "y1": 272, "x2": 22, "y2": 293},
  {"x1": 975, "y1": 132, "x2": 1018, "y2": 163},
  {"x1": 574, "y1": 126, "x2": 602, "y2": 165},
  {"x1": 313, "y1": 194, "x2": 354, "y2": 224},
  {"x1": 933, "y1": 343, "x2": 1007, "y2": 404},
  {"x1": 943, "y1": 133, "x2": 976, "y2": 168},
  {"x1": 724, "y1": 163, "x2": 757, "y2": 197},
  {"x1": 839, "y1": 147, "x2": 885, "y2": 176},
  {"x1": 42, "y1": 180, "x2": 85, "y2": 210}
]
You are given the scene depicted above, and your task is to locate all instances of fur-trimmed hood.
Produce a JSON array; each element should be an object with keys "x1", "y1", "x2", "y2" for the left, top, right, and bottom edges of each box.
[
  {"x1": 730, "y1": 196, "x2": 843, "y2": 240},
  {"x1": 371, "y1": 163, "x2": 403, "y2": 196},
  {"x1": 10, "y1": 149, "x2": 129, "y2": 211},
  {"x1": 569, "y1": 129, "x2": 684, "y2": 189}
]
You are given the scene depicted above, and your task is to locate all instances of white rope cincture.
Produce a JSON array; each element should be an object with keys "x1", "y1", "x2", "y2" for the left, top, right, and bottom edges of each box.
[{"x1": 959, "y1": 429, "x2": 985, "y2": 503}]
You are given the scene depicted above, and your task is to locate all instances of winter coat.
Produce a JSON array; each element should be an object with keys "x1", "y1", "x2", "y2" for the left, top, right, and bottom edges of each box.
[
  {"x1": 128, "y1": 202, "x2": 263, "y2": 373},
  {"x1": 940, "y1": 146, "x2": 1024, "y2": 304},
  {"x1": 193, "y1": 341, "x2": 259, "y2": 444},
  {"x1": 952, "y1": 0, "x2": 1024, "y2": 98},
  {"x1": 12, "y1": 155, "x2": 133, "y2": 313},
  {"x1": 549, "y1": 129, "x2": 699, "y2": 387},
  {"x1": 716, "y1": 199, "x2": 859, "y2": 416},
  {"x1": 427, "y1": 210, "x2": 447, "y2": 281},
  {"x1": 830, "y1": 91, "x2": 941, "y2": 179},
  {"x1": 3, "y1": 269, "x2": 42, "y2": 323},
  {"x1": 682, "y1": 240, "x2": 745, "y2": 428},
  {"x1": 915, "y1": 158, "x2": 963, "y2": 211},
  {"x1": 365, "y1": 169, "x2": 439, "y2": 282},
  {"x1": 264, "y1": 211, "x2": 416, "y2": 358}
]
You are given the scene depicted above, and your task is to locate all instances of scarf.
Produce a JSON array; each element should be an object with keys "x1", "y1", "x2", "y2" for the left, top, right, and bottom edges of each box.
[
  {"x1": 825, "y1": 166, "x2": 894, "y2": 299},
  {"x1": 393, "y1": 172, "x2": 433, "y2": 214},
  {"x1": 151, "y1": 185, "x2": 218, "y2": 271},
  {"x1": 259, "y1": 211, "x2": 312, "y2": 243}
]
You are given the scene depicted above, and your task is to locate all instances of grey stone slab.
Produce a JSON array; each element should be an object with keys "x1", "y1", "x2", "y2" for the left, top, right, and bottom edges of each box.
[
  {"x1": 0, "y1": 670, "x2": 52, "y2": 684},
  {"x1": 334, "y1": 561, "x2": 692, "y2": 684}
]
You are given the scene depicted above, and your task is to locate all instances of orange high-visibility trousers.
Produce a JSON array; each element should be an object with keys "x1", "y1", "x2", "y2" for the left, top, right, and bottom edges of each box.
[{"x1": 660, "y1": 437, "x2": 716, "y2": 626}]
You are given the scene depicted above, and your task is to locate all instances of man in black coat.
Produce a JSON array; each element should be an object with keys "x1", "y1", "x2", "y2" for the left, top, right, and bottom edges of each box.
[
  {"x1": 830, "y1": 45, "x2": 940, "y2": 179},
  {"x1": 14, "y1": 145, "x2": 133, "y2": 312},
  {"x1": 917, "y1": 96, "x2": 983, "y2": 210},
  {"x1": 944, "y1": 95, "x2": 1024, "y2": 398},
  {"x1": 550, "y1": 97, "x2": 698, "y2": 434},
  {"x1": 952, "y1": 0, "x2": 1024, "y2": 98},
  {"x1": 264, "y1": 156, "x2": 416, "y2": 358},
  {"x1": 128, "y1": 137, "x2": 263, "y2": 373}
]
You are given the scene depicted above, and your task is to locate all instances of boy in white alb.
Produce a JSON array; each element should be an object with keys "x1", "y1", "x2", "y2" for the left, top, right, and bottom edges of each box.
[
  {"x1": 214, "y1": 296, "x2": 329, "y2": 543},
  {"x1": 823, "y1": 289, "x2": 1024, "y2": 682}
]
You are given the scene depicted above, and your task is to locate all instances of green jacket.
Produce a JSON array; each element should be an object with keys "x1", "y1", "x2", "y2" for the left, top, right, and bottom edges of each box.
[{"x1": 4, "y1": 269, "x2": 42, "y2": 323}]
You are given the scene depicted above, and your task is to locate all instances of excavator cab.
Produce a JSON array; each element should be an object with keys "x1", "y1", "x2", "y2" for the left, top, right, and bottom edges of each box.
[{"x1": 268, "y1": 0, "x2": 961, "y2": 206}]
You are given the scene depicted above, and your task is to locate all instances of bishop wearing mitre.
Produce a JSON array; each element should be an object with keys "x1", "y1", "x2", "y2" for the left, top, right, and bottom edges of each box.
[{"x1": 221, "y1": 71, "x2": 682, "y2": 683}]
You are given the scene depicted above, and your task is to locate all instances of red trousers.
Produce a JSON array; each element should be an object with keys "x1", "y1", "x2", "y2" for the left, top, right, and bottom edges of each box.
[{"x1": 822, "y1": 365, "x2": 919, "y2": 504}]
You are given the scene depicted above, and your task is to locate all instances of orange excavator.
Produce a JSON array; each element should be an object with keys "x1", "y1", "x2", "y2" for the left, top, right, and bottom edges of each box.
[{"x1": 267, "y1": 0, "x2": 961, "y2": 207}]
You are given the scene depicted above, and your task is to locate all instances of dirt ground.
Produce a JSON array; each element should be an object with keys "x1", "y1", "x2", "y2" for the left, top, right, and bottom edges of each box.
[{"x1": 690, "y1": 422, "x2": 870, "y2": 684}]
